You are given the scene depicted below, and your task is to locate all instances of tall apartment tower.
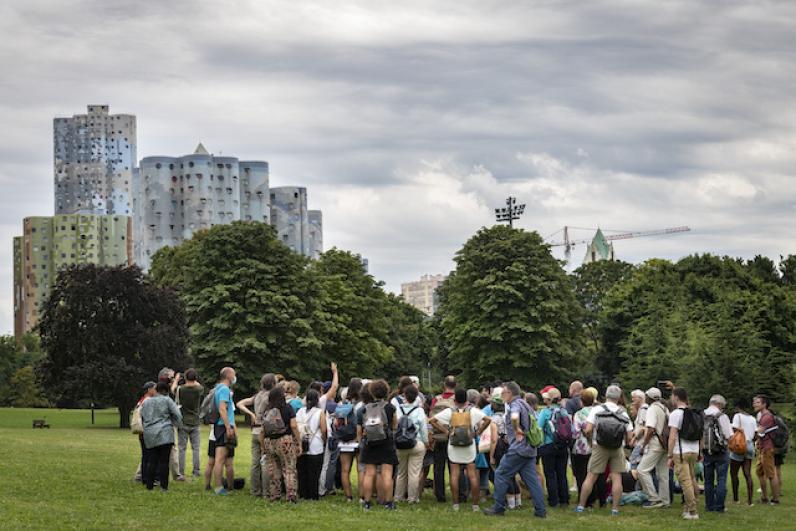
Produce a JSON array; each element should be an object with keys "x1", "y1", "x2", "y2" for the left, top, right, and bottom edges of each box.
[
  {"x1": 54, "y1": 105, "x2": 136, "y2": 216},
  {"x1": 134, "y1": 144, "x2": 270, "y2": 269},
  {"x1": 270, "y1": 186, "x2": 310, "y2": 256},
  {"x1": 13, "y1": 214, "x2": 133, "y2": 336},
  {"x1": 401, "y1": 274, "x2": 448, "y2": 316},
  {"x1": 308, "y1": 210, "x2": 323, "y2": 259}
]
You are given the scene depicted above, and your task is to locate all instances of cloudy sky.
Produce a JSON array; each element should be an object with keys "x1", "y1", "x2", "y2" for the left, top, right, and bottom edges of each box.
[{"x1": 1, "y1": 0, "x2": 795, "y2": 333}]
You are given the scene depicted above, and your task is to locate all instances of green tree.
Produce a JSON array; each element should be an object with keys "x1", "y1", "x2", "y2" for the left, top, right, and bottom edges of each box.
[
  {"x1": 0, "y1": 334, "x2": 44, "y2": 405},
  {"x1": 438, "y1": 225, "x2": 582, "y2": 390},
  {"x1": 6, "y1": 366, "x2": 49, "y2": 408},
  {"x1": 37, "y1": 264, "x2": 189, "y2": 427},
  {"x1": 150, "y1": 222, "x2": 320, "y2": 394}
]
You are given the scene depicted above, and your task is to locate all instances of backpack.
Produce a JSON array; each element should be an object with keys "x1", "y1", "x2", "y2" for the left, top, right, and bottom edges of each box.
[
  {"x1": 679, "y1": 408, "x2": 704, "y2": 441},
  {"x1": 703, "y1": 414, "x2": 727, "y2": 455},
  {"x1": 262, "y1": 407, "x2": 287, "y2": 437},
  {"x1": 363, "y1": 401, "x2": 389, "y2": 446},
  {"x1": 595, "y1": 405, "x2": 629, "y2": 449},
  {"x1": 131, "y1": 405, "x2": 143, "y2": 434},
  {"x1": 547, "y1": 407, "x2": 573, "y2": 449},
  {"x1": 333, "y1": 402, "x2": 357, "y2": 442},
  {"x1": 199, "y1": 385, "x2": 219, "y2": 425},
  {"x1": 298, "y1": 408, "x2": 321, "y2": 453},
  {"x1": 431, "y1": 395, "x2": 455, "y2": 442},
  {"x1": 728, "y1": 430, "x2": 747, "y2": 455},
  {"x1": 449, "y1": 407, "x2": 474, "y2": 447},
  {"x1": 772, "y1": 415, "x2": 790, "y2": 451},
  {"x1": 394, "y1": 406, "x2": 420, "y2": 450}
]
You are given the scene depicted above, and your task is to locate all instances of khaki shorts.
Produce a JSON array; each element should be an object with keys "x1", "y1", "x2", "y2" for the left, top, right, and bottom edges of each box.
[
  {"x1": 588, "y1": 444, "x2": 626, "y2": 474},
  {"x1": 757, "y1": 448, "x2": 775, "y2": 479}
]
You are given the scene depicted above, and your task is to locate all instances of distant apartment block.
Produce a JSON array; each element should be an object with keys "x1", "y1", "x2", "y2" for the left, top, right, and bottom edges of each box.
[
  {"x1": 134, "y1": 144, "x2": 270, "y2": 269},
  {"x1": 13, "y1": 214, "x2": 133, "y2": 336},
  {"x1": 401, "y1": 274, "x2": 447, "y2": 316},
  {"x1": 54, "y1": 105, "x2": 136, "y2": 216}
]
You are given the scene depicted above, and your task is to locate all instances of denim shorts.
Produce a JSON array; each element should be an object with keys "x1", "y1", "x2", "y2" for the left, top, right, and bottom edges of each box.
[{"x1": 729, "y1": 440, "x2": 754, "y2": 462}]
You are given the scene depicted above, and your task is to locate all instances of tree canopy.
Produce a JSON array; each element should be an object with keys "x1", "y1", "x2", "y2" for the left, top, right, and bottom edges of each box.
[
  {"x1": 37, "y1": 264, "x2": 190, "y2": 427},
  {"x1": 436, "y1": 225, "x2": 583, "y2": 390}
]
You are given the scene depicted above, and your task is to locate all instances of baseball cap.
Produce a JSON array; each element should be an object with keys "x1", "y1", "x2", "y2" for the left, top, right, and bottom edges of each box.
[
  {"x1": 491, "y1": 386, "x2": 504, "y2": 405},
  {"x1": 646, "y1": 387, "x2": 662, "y2": 400}
]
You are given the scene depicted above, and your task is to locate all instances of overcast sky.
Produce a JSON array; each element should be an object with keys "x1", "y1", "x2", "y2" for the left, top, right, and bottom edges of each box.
[{"x1": 1, "y1": 0, "x2": 795, "y2": 333}]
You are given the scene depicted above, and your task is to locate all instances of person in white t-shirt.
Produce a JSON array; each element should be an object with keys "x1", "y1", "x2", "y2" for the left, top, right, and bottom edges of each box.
[
  {"x1": 667, "y1": 387, "x2": 700, "y2": 520},
  {"x1": 730, "y1": 397, "x2": 757, "y2": 505},
  {"x1": 296, "y1": 389, "x2": 327, "y2": 500},
  {"x1": 430, "y1": 388, "x2": 490, "y2": 512}
]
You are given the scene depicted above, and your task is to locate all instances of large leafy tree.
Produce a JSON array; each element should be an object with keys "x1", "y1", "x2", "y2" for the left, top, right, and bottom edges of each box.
[
  {"x1": 601, "y1": 254, "x2": 796, "y2": 405},
  {"x1": 150, "y1": 222, "x2": 319, "y2": 394},
  {"x1": 438, "y1": 225, "x2": 582, "y2": 390},
  {"x1": 37, "y1": 265, "x2": 189, "y2": 427}
]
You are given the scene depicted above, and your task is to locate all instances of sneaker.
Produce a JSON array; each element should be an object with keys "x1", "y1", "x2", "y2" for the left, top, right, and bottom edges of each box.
[
  {"x1": 174, "y1": 476, "x2": 186, "y2": 482},
  {"x1": 643, "y1": 500, "x2": 665, "y2": 509},
  {"x1": 384, "y1": 502, "x2": 396, "y2": 510},
  {"x1": 472, "y1": 505, "x2": 480, "y2": 512},
  {"x1": 683, "y1": 513, "x2": 699, "y2": 520},
  {"x1": 770, "y1": 500, "x2": 780, "y2": 506},
  {"x1": 611, "y1": 509, "x2": 620, "y2": 516},
  {"x1": 363, "y1": 501, "x2": 372, "y2": 511},
  {"x1": 452, "y1": 504, "x2": 460, "y2": 511},
  {"x1": 574, "y1": 506, "x2": 585, "y2": 514},
  {"x1": 481, "y1": 507, "x2": 505, "y2": 517},
  {"x1": 214, "y1": 488, "x2": 229, "y2": 496},
  {"x1": 346, "y1": 496, "x2": 353, "y2": 502}
]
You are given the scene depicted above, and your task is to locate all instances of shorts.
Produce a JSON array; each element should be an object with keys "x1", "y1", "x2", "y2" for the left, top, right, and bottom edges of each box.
[
  {"x1": 729, "y1": 440, "x2": 755, "y2": 462},
  {"x1": 774, "y1": 453, "x2": 785, "y2": 467},
  {"x1": 756, "y1": 448, "x2": 775, "y2": 479},
  {"x1": 210, "y1": 425, "x2": 236, "y2": 458},
  {"x1": 588, "y1": 444, "x2": 625, "y2": 475}
]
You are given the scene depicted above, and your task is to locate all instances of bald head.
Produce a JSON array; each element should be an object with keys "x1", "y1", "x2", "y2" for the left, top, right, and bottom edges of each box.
[{"x1": 220, "y1": 366, "x2": 236, "y2": 384}]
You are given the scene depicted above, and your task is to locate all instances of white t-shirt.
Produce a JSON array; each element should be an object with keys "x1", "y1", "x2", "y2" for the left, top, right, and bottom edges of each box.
[
  {"x1": 390, "y1": 395, "x2": 423, "y2": 410},
  {"x1": 634, "y1": 404, "x2": 648, "y2": 436},
  {"x1": 644, "y1": 401, "x2": 668, "y2": 452},
  {"x1": 296, "y1": 406, "x2": 324, "y2": 455},
  {"x1": 433, "y1": 406, "x2": 487, "y2": 464},
  {"x1": 668, "y1": 408, "x2": 700, "y2": 454},
  {"x1": 586, "y1": 402, "x2": 632, "y2": 447},
  {"x1": 732, "y1": 412, "x2": 758, "y2": 443}
]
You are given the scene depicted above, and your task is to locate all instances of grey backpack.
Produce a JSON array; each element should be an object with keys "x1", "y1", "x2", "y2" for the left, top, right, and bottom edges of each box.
[{"x1": 363, "y1": 401, "x2": 388, "y2": 446}]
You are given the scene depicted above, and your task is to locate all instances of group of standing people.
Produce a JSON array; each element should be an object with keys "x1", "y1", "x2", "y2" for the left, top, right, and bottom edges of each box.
[{"x1": 130, "y1": 365, "x2": 789, "y2": 522}]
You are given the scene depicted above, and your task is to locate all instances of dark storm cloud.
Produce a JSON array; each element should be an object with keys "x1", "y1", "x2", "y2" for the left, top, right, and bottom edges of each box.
[{"x1": 0, "y1": 0, "x2": 795, "y2": 331}]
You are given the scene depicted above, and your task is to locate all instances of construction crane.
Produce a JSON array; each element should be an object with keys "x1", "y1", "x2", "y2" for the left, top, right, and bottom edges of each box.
[{"x1": 546, "y1": 225, "x2": 691, "y2": 263}]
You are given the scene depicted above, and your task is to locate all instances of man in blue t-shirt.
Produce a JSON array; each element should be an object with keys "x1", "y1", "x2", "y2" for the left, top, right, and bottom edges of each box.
[{"x1": 212, "y1": 366, "x2": 237, "y2": 495}]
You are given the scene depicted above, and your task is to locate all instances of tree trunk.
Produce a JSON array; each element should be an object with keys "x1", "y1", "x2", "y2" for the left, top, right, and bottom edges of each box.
[{"x1": 119, "y1": 404, "x2": 132, "y2": 429}]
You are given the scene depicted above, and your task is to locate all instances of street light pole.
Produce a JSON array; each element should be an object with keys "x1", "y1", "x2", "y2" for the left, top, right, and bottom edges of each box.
[{"x1": 494, "y1": 196, "x2": 525, "y2": 227}]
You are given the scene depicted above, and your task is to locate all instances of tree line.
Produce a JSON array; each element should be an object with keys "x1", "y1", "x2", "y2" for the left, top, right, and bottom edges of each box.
[{"x1": 20, "y1": 221, "x2": 795, "y2": 426}]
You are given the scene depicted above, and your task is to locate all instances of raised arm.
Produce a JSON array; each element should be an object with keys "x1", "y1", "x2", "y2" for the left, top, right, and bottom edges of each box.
[{"x1": 323, "y1": 362, "x2": 339, "y2": 402}]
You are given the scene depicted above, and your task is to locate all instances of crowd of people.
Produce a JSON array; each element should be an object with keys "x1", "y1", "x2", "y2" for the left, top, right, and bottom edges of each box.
[{"x1": 131, "y1": 363, "x2": 790, "y2": 520}]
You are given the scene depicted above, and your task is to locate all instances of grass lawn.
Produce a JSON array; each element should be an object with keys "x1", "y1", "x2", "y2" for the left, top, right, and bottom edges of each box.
[{"x1": 0, "y1": 407, "x2": 793, "y2": 530}]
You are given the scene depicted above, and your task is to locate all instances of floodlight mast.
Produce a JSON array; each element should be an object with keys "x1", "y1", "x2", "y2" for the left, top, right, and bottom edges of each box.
[{"x1": 494, "y1": 196, "x2": 525, "y2": 228}]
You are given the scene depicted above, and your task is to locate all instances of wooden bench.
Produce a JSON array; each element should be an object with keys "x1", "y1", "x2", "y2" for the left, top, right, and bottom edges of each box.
[{"x1": 32, "y1": 419, "x2": 50, "y2": 429}]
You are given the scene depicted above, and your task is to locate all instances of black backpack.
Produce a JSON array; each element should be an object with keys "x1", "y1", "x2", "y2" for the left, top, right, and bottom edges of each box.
[
  {"x1": 595, "y1": 405, "x2": 629, "y2": 449},
  {"x1": 394, "y1": 406, "x2": 419, "y2": 450},
  {"x1": 679, "y1": 408, "x2": 704, "y2": 441},
  {"x1": 702, "y1": 413, "x2": 727, "y2": 455},
  {"x1": 772, "y1": 415, "x2": 790, "y2": 451}
]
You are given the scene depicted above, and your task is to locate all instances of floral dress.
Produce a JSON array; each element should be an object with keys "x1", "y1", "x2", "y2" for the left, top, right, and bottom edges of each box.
[{"x1": 572, "y1": 406, "x2": 593, "y2": 456}]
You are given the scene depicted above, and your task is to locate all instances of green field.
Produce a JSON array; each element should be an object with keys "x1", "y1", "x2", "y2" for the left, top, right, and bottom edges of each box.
[{"x1": 0, "y1": 408, "x2": 792, "y2": 530}]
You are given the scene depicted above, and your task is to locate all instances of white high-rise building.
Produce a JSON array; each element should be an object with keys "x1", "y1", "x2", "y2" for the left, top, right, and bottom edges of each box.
[
  {"x1": 134, "y1": 144, "x2": 270, "y2": 268},
  {"x1": 401, "y1": 274, "x2": 447, "y2": 316},
  {"x1": 308, "y1": 210, "x2": 323, "y2": 259},
  {"x1": 54, "y1": 105, "x2": 136, "y2": 216},
  {"x1": 270, "y1": 186, "x2": 311, "y2": 256}
]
